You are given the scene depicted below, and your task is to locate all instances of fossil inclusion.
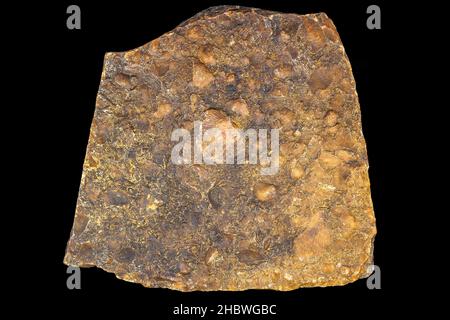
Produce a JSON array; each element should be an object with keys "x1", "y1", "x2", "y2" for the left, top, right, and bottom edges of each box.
[{"x1": 64, "y1": 6, "x2": 376, "y2": 291}]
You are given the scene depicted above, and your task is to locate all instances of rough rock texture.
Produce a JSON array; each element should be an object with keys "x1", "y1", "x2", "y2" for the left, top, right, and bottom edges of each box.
[{"x1": 64, "y1": 6, "x2": 376, "y2": 291}]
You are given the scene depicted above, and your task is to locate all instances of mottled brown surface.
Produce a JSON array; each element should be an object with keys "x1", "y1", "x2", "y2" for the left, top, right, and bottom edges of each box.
[{"x1": 64, "y1": 6, "x2": 376, "y2": 291}]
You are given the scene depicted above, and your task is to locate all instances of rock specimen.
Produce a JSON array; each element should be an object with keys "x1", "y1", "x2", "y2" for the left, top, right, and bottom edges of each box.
[{"x1": 64, "y1": 6, "x2": 376, "y2": 291}]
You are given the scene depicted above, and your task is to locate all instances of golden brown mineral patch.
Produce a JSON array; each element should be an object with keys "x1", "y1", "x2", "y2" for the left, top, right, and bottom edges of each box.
[{"x1": 64, "y1": 5, "x2": 376, "y2": 291}]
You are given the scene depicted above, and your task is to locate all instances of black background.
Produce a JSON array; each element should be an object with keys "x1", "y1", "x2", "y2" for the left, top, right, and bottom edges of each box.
[{"x1": 19, "y1": 0, "x2": 412, "y2": 317}]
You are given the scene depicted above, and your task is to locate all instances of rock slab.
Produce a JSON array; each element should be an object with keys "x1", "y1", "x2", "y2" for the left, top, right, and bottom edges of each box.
[{"x1": 64, "y1": 6, "x2": 376, "y2": 291}]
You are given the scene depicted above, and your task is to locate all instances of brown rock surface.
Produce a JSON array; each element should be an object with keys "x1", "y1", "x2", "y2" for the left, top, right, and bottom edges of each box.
[{"x1": 64, "y1": 6, "x2": 376, "y2": 291}]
